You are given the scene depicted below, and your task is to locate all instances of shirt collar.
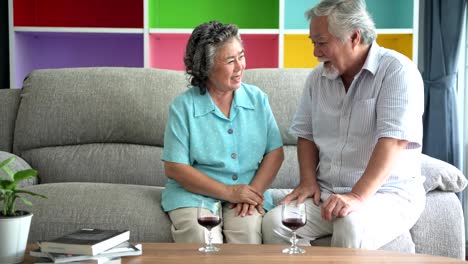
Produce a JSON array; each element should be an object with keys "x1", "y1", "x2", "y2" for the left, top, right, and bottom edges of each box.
[
  {"x1": 233, "y1": 84, "x2": 255, "y2": 110},
  {"x1": 361, "y1": 41, "x2": 381, "y2": 75},
  {"x1": 193, "y1": 86, "x2": 213, "y2": 117},
  {"x1": 193, "y1": 83, "x2": 254, "y2": 117},
  {"x1": 319, "y1": 42, "x2": 381, "y2": 79}
]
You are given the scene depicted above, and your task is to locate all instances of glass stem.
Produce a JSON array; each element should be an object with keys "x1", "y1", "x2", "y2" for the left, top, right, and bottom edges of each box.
[
  {"x1": 291, "y1": 231, "x2": 298, "y2": 248},
  {"x1": 207, "y1": 229, "x2": 213, "y2": 248}
]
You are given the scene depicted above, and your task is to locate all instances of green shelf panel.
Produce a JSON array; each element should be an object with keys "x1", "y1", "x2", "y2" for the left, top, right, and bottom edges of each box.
[
  {"x1": 366, "y1": 0, "x2": 413, "y2": 28},
  {"x1": 149, "y1": 0, "x2": 279, "y2": 29}
]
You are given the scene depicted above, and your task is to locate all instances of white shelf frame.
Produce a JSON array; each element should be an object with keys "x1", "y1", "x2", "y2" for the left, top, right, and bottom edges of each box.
[
  {"x1": 13, "y1": 27, "x2": 144, "y2": 33},
  {"x1": 143, "y1": 0, "x2": 149, "y2": 68},
  {"x1": 8, "y1": 0, "x2": 420, "y2": 88},
  {"x1": 283, "y1": 28, "x2": 413, "y2": 35},
  {"x1": 8, "y1": 0, "x2": 14, "y2": 88},
  {"x1": 278, "y1": 0, "x2": 285, "y2": 68}
]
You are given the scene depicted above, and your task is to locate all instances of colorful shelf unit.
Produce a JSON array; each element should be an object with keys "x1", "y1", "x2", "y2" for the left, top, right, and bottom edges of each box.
[
  {"x1": 8, "y1": 0, "x2": 418, "y2": 88},
  {"x1": 147, "y1": 0, "x2": 279, "y2": 72},
  {"x1": 283, "y1": 0, "x2": 416, "y2": 68}
]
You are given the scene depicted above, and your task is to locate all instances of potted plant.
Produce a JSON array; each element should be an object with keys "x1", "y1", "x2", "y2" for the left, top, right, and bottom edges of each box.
[{"x1": 0, "y1": 156, "x2": 46, "y2": 264}]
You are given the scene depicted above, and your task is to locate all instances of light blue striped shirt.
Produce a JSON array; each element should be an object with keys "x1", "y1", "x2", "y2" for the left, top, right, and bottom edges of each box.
[
  {"x1": 289, "y1": 43, "x2": 425, "y2": 200},
  {"x1": 162, "y1": 83, "x2": 283, "y2": 213}
]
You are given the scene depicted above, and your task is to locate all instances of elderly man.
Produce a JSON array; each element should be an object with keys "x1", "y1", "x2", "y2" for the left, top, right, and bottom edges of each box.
[{"x1": 263, "y1": 0, "x2": 425, "y2": 250}]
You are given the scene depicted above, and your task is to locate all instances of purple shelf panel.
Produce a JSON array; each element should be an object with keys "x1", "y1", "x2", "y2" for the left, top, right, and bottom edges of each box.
[{"x1": 14, "y1": 32, "x2": 144, "y2": 88}]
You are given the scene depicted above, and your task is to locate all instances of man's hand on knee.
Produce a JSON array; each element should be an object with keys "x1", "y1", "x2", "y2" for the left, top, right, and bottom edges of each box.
[{"x1": 321, "y1": 193, "x2": 364, "y2": 221}]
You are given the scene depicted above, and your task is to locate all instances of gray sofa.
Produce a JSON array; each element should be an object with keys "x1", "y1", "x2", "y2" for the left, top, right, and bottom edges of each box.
[{"x1": 0, "y1": 67, "x2": 467, "y2": 259}]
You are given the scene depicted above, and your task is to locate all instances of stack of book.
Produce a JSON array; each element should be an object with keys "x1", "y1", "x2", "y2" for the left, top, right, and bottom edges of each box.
[{"x1": 30, "y1": 228, "x2": 142, "y2": 264}]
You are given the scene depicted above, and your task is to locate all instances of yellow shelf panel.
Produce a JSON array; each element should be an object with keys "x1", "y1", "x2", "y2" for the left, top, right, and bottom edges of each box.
[
  {"x1": 376, "y1": 34, "x2": 413, "y2": 60},
  {"x1": 284, "y1": 34, "x2": 319, "y2": 68},
  {"x1": 284, "y1": 33, "x2": 413, "y2": 68}
]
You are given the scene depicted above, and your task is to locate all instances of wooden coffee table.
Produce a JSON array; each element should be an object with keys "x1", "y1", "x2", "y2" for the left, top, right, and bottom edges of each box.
[{"x1": 24, "y1": 243, "x2": 464, "y2": 263}]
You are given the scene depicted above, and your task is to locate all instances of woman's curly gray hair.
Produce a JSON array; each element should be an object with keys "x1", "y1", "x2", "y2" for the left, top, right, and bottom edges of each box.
[{"x1": 184, "y1": 21, "x2": 242, "y2": 94}]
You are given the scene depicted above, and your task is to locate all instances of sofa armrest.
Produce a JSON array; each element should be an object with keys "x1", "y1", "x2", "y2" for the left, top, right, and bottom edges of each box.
[
  {"x1": 411, "y1": 191, "x2": 465, "y2": 259},
  {"x1": 421, "y1": 154, "x2": 468, "y2": 193},
  {"x1": 0, "y1": 89, "x2": 21, "y2": 152},
  {"x1": 0, "y1": 151, "x2": 38, "y2": 187}
]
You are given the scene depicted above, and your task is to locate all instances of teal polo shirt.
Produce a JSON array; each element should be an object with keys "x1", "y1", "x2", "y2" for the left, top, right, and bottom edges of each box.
[{"x1": 161, "y1": 83, "x2": 283, "y2": 213}]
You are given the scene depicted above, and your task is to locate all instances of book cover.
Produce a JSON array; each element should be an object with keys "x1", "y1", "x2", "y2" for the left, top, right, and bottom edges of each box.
[
  {"x1": 34, "y1": 257, "x2": 121, "y2": 264},
  {"x1": 31, "y1": 242, "x2": 142, "y2": 263},
  {"x1": 38, "y1": 228, "x2": 130, "y2": 256}
]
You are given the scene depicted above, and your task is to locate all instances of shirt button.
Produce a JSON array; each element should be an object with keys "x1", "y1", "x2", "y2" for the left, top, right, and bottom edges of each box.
[
  {"x1": 232, "y1": 175, "x2": 238, "y2": 180},
  {"x1": 227, "y1": 128, "x2": 233, "y2": 134},
  {"x1": 231, "y1": 153, "x2": 237, "y2": 159}
]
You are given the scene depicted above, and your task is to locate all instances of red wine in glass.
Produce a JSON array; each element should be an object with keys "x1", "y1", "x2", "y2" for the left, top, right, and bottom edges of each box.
[
  {"x1": 197, "y1": 216, "x2": 222, "y2": 230},
  {"x1": 281, "y1": 202, "x2": 306, "y2": 254},
  {"x1": 197, "y1": 200, "x2": 222, "y2": 252},
  {"x1": 282, "y1": 218, "x2": 306, "y2": 231}
]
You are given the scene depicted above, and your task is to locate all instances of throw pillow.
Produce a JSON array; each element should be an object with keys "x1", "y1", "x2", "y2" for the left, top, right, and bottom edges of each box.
[
  {"x1": 0, "y1": 151, "x2": 36, "y2": 187},
  {"x1": 421, "y1": 154, "x2": 468, "y2": 193}
]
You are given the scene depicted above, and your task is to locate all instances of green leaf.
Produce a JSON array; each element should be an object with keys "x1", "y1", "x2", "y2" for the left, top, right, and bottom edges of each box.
[
  {"x1": 0, "y1": 157, "x2": 16, "y2": 179},
  {"x1": 13, "y1": 169, "x2": 38, "y2": 183},
  {"x1": 3, "y1": 166, "x2": 15, "y2": 179},
  {"x1": 15, "y1": 190, "x2": 47, "y2": 199},
  {"x1": 0, "y1": 180, "x2": 15, "y2": 190},
  {"x1": 17, "y1": 196, "x2": 33, "y2": 206},
  {"x1": 0, "y1": 156, "x2": 15, "y2": 169},
  {"x1": 0, "y1": 157, "x2": 46, "y2": 216},
  {"x1": 0, "y1": 189, "x2": 13, "y2": 195}
]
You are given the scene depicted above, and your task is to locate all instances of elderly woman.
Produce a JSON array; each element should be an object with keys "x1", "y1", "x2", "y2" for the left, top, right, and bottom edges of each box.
[{"x1": 161, "y1": 21, "x2": 284, "y2": 244}]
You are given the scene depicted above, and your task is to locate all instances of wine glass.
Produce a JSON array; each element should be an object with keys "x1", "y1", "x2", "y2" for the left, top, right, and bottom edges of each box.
[
  {"x1": 281, "y1": 201, "x2": 307, "y2": 254},
  {"x1": 197, "y1": 200, "x2": 222, "y2": 252}
]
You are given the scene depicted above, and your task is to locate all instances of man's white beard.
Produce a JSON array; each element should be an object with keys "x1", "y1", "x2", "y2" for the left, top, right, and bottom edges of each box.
[
  {"x1": 323, "y1": 64, "x2": 340, "y2": 80},
  {"x1": 318, "y1": 59, "x2": 340, "y2": 80}
]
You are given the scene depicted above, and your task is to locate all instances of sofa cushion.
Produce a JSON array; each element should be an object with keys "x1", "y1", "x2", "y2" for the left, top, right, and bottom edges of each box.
[
  {"x1": 242, "y1": 68, "x2": 311, "y2": 146},
  {"x1": 15, "y1": 68, "x2": 187, "y2": 152},
  {"x1": 18, "y1": 183, "x2": 172, "y2": 243},
  {"x1": 270, "y1": 146, "x2": 300, "y2": 189},
  {"x1": 20, "y1": 144, "x2": 167, "y2": 186},
  {"x1": 13, "y1": 68, "x2": 186, "y2": 186},
  {"x1": 421, "y1": 154, "x2": 467, "y2": 193},
  {"x1": 310, "y1": 230, "x2": 415, "y2": 252}
]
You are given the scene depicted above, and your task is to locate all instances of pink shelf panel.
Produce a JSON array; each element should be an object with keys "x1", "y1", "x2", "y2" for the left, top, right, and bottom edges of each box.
[{"x1": 149, "y1": 33, "x2": 278, "y2": 70}]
